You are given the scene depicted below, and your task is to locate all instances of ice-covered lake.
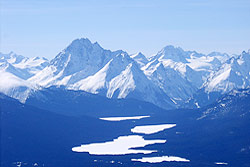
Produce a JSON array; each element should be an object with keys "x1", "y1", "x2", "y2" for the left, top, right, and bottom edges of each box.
[
  {"x1": 131, "y1": 156, "x2": 190, "y2": 163},
  {"x1": 131, "y1": 124, "x2": 176, "y2": 134},
  {"x1": 99, "y1": 115, "x2": 150, "y2": 121},
  {"x1": 72, "y1": 135, "x2": 166, "y2": 155}
]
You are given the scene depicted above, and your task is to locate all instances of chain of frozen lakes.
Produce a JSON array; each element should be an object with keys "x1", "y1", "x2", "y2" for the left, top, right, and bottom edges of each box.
[{"x1": 72, "y1": 115, "x2": 190, "y2": 163}]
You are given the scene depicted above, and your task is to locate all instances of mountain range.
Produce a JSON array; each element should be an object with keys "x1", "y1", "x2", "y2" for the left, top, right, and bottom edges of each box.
[
  {"x1": 1, "y1": 38, "x2": 250, "y2": 109},
  {"x1": 1, "y1": 38, "x2": 250, "y2": 167}
]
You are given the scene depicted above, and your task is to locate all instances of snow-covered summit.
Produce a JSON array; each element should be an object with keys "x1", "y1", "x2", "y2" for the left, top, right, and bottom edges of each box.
[
  {"x1": 68, "y1": 52, "x2": 175, "y2": 109},
  {"x1": 29, "y1": 38, "x2": 126, "y2": 87},
  {"x1": 204, "y1": 51, "x2": 250, "y2": 93},
  {"x1": 0, "y1": 52, "x2": 47, "y2": 102},
  {"x1": 1, "y1": 38, "x2": 249, "y2": 109},
  {"x1": 146, "y1": 45, "x2": 232, "y2": 89},
  {"x1": 142, "y1": 58, "x2": 197, "y2": 106},
  {"x1": 50, "y1": 38, "x2": 116, "y2": 75},
  {"x1": 0, "y1": 52, "x2": 27, "y2": 64},
  {"x1": 130, "y1": 52, "x2": 148, "y2": 67},
  {"x1": 28, "y1": 38, "x2": 175, "y2": 109},
  {"x1": 151, "y1": 45, "x2": 190, "y2": 63},
  {"x1": 0, "y1": 52, "x2": 49, "y2": 79}
]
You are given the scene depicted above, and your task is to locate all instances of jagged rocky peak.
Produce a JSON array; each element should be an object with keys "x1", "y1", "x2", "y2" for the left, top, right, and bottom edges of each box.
[
  {"x1": 207, "y1": 51, "x2": 230, "y2": 59},
  {"x1": 66, "y1": 38, "x2": 102, "y2": 52},
  {"x1": 50, "y1": 38, "x2": 115, "y2": 76}
]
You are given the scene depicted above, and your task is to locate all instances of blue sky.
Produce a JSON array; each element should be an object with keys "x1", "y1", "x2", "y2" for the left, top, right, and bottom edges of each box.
[{"x1": 1, "y1": 0, "x2": 250, "y2": 59}]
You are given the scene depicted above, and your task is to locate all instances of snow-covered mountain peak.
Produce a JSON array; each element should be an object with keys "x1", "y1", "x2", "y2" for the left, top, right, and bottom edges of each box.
[
  {"x1": 240, "y1": 50, "x2": 250, "y2": 59},
  {"x1": 65, "y1": 49, "x2": 175, "y2": 109},
  {"x1": 68, "y1": 38, "x2": 92, "y2": 49},
  {"x1": 0, "y1": 52, "x2": 49, "y2": 80},
  {"x1": 47, "y1": 38, "x2": 119, "y2": 79},
  {"x1": 203, "y1": 51, "x2": 250, "y2": 94},
  {"x1": 161, "y1": 45, "x2": 183, "y2": 53},
  {"x1": 154, "y1": 45, "x2": 189, "y2": 63},
  {"x1": 130, "y1": 52, "x2": 148, "y2": 67},
  {"x1": 0, "y1": 69, "x2": 37, "y2": 103},
  {"x1": 111, "y1": 52, "x2": 133, "y2": 65},
  {"x1": 0, "y1": 52, "x2": 27, "y2": 64},
  {"x1": 68, "y1": 51, "x2": 139, "y2": 93},
  {"x1": 32, "y1": 56, "x2": 48, "y2": 61},
  {"x1": 29, "y1": 38, "x2": 132, "y2": 89},
  {"x1": 131, "y1": 52, "x2": 145, "y2": 59},
  {"x1": 142, "y1": 57, "x2": 197, "y2": 105},
  {"x1": 207, "y1": 52, "x2": 230, "y2": 62},
  {"x1": 2, "y1": 38, "x2": 249, "y2": 110},
  {"x1": 64, "y1": 38, "x2": 107, "y2": 56}
]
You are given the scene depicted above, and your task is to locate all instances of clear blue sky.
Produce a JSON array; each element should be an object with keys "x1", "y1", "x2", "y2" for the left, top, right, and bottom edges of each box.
[{"x1": 1, "y1": 0, "x2": 250, "y2": 59}]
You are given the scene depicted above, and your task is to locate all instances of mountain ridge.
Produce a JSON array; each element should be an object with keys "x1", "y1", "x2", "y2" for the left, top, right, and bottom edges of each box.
[{"x1": 1, "y1": 38, "x2": 249, "y2": 110}]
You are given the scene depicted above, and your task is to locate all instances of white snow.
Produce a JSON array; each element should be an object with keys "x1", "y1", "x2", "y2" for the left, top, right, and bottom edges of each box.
[
  {"x1": 0, "y1": 70, "x2": 35, "y2": 102},
  {"x1": 195, "y1": 102, "x2": 200, "y2": 108},
  {"x1": 99, "y1": 116, "x2": 150, "y2": 121},
  {"x1": 207, "y1": 68, "x2": 231, "y2": 89},
  {"x1": 131, "y1": 124, "x2": 176, "y2": 134},
  {"x1": 72, "y1": 135, "x2": 166, "y2": 155},
  {"x1": 2, "y1": 41, "x2": 249, "y2": 110},
  {"x1": 106, "y1": 63, "x2": 136, "y2": 98},
  {"x1": 204, "y1": 51, "x2": 250, "y2": 93},
  {"x1": 130, "y1": 52, "x2": 148, "y2": 67},
  {"x1": 27, "y1": 39, "x2": 177, "y2": 109},
  {"x1": 131, "y1": 156, "x2": 190, "y2": 163},
  {"x1": 221, "y1": 103, "x2": 226, "y2": 107},
  {"x1": 142, "y1": 59, "x2": 197, "y2": 105},
  {"x1": 0, "y1": 52, "x2": 48, "y2": 79},
  {"x1": 0, "y1": 71, "x2": 28, "y2": 90}
]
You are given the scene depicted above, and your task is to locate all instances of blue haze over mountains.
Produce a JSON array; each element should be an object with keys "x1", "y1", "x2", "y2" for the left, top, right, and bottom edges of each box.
[{"x1": 1, "y1": 38, "x2": 250, "y2": 167}]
